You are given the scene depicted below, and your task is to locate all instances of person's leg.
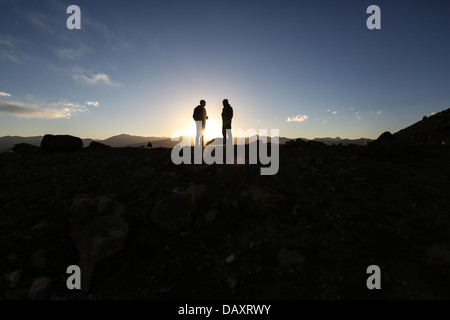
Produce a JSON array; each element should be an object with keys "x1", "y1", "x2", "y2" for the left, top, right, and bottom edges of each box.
[
  {"x1": 196, "y1": 121, "x2": 202, "y2": 147},
  {"x1": 222, "y1": 125, "x2": 226, "y2": 145},
  {"x1": 226, "y1": 124, "x2": 232, "y2": 146},
  {"x1": 201, "y1": 122, "x2": 206, "y2": 148}
]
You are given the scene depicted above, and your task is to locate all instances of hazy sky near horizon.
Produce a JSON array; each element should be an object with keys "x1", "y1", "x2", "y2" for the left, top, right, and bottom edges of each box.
[{"x1": 0, "y1": 0, "x2": 449, "y2": 139}]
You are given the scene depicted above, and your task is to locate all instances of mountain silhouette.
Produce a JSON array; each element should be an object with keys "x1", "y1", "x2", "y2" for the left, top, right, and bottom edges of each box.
[
  {"x1": 392, "y1": 108, "x2": 450, "y2": 145},
  {"x1": 0, "y1": 134, "x2": 373, "y2": 152}
]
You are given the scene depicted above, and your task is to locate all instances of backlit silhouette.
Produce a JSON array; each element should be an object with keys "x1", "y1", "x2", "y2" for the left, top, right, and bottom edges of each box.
[
  {"x1": 193, "y1": 100, "x2": 208, "y2": 147},
  {"x1": 221, "y1": 99, "x2": 233, "y2": 145}
]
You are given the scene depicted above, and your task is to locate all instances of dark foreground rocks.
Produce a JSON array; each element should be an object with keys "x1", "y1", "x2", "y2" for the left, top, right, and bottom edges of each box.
[{"x1": 0, "y1": 142, "x2": 449, "y2": 300}]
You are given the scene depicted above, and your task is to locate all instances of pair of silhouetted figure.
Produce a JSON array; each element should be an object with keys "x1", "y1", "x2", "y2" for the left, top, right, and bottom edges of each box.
[{"x1": 193, "y1": 99, "x2": 234, "y2": 147}]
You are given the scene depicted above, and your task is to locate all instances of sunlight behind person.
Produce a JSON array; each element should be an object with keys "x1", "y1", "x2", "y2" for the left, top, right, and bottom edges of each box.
[{"x1": 185, "y1": 117, "x2": 223, "y2": 141}]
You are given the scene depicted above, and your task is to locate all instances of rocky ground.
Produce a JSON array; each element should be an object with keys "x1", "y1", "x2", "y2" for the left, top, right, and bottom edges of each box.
[{"x1": 1, "y1": 140, "x2": 450, "y2": 300}]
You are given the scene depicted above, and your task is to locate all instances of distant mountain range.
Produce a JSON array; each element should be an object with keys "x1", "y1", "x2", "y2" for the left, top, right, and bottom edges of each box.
[
  {"x1": 0, "y1": 133, "x2": 373, "y2": 152},
  {"x1": 0, "y1": 134, "x2": 375, "y2": 152},
  {"x1": 312, "y1": 137, "x2": 372, "y2": 146}
]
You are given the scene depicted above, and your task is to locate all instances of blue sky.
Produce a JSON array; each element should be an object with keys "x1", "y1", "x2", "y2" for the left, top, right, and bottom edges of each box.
[{"x1": 0, "y1": 0, "x2": 449, "y2": 139}]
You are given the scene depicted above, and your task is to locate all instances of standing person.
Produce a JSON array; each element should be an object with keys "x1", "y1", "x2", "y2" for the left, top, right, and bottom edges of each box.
[
  {"x1": 193, "y1": 100, "x2": 208, "y2": 147},
  {"x1": 221, "y1": 99, "x2": 233, "y2": 145}
]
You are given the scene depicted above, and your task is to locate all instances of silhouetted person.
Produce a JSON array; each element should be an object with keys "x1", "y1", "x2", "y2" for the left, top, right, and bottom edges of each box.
[
  {"x1": 221, "y1": 99, "x2": 233, "y2": 145},
  {"x1": 193, "y1": 100, "x2": 208, "y2": 147},
  {"x1": 147, "y1": 142, "x2": 153, "y2": 148}
]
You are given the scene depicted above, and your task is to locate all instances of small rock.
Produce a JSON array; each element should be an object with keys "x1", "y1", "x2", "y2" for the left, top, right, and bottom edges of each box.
[
  {"x1": 28, "y1": 277, "x2": 52, "y2": 300},
  {"x1": 227, "y1": 277, "x2": 237, "y2": 289},
  {"x1": 205, "y1": 209, "x2": 218, "y2": 222},
  {"x1": 277, "y1": 248, "x2": 305, "y2": 268},
  {"x1": 225, "y1": 253, "x2": 235, "y2": 263},
  {"x1": 183, "y1": 184, "x2": 207, "y2": 206},
  {"x1": 239, "y1": 186, "x2": 286, "y2": 214},
  {"x1": 291, "y1": 204, "x2": 301, "y2": 215},
  {"x1": 30, "y1": 223, "x2": 49, "y2": 231},
  {"x1": 4, "y1": 270, "x2": 22, "y2": 289},
  {"x1": 159, "y1": 287, "x2": 173, "y2": 293}
]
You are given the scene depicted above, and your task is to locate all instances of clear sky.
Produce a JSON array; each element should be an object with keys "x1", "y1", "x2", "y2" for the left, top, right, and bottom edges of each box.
[{"x1": 0, "y1": 0, "x2": 449, "y2": 140}]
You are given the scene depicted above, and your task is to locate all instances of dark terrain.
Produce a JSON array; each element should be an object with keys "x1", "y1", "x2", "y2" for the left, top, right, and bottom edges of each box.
[{"x1": 1, "y1": 109, "x2": 450, "y2": 300}]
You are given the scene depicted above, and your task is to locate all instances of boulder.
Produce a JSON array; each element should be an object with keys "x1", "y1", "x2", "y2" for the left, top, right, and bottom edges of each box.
[
  {"x1": 377, "y1": 131, "x2": 393, "y2": 142},
  {"x1": 41, "y1": 134, "x2": 83, "y2": 152},
  {"x1": 150, "y1": 184, "x2": 207, "y2": 231},
  {"x1": 4, "y1": 271, "x2": 22, "y2": 289},
  {"x1": 365, "y1": 131, "x2": 398, "y2": 158},
  {"x1": 69, "y1": 195, "x2": 129, "y2": 292},
  {"x1": 13, "y1": 143, "x2": 40, "y2": 153},
  {"x1": 28, "y1": 277, "x2": 52, "y2": 300}
]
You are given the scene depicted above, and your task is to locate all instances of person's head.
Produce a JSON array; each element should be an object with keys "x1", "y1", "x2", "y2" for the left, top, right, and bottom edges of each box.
[
  {"x1": 223, "y1": 99, "x2": 229, "y2": 107},
  {"x1": 200, "y1": 100, "x2": 206, "y2": 107}
]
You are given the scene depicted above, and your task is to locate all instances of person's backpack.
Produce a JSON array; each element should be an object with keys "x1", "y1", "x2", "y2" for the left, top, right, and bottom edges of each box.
[{"x1": 193, "y1": 106, "x2": 203, "y2": 121}]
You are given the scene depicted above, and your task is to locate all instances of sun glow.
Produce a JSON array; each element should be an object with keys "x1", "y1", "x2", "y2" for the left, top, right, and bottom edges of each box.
[{"x1": 185, "y1": 117, "x2": 223, "y2": 141}]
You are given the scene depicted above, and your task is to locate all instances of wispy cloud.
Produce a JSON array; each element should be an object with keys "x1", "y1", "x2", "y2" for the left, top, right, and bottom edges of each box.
[
  {"x1": 0, "y1": 36, "x2": 19, "y2": 63},
  {"x1": 0, "y1": 99, "x2": 97, "y2": 119},
  {"x1": 56, "y1": 47, "x2": 91, "y2": 61},
  {"x1": 85, "y1": 101, "x2": 99, "y2": 107},
  {"x1": 73, "y1": 69, "x2": 119, "y2": 86},
  {"x1": 0, "y1": 92, "x2": 11, "y2": 97},
  {"x1": 287, "y1": 115, "x2": 308, "y2": 122},
  {"x1": 369, "y1": 110, "x2": 382, "y2": 116},
  {"x1": 0, "y1": 38, "x2": 13, "y2": 47},
  {"x1": 0, "y1": 36, "x2": 33, "y2": 64},
  {"x1": 28, "y1": 11, "x2": 56, "y2": 34},
  {"x1": 0, "y1": 49, "x2": 19, "y2": 63}
]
